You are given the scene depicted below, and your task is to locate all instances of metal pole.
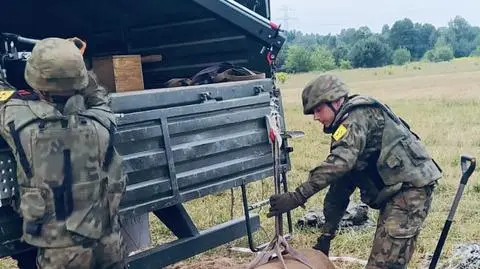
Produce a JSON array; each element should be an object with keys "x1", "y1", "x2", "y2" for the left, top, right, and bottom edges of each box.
[{"x1": 241, "y1": 184, "x2": 259, "y2": 252}]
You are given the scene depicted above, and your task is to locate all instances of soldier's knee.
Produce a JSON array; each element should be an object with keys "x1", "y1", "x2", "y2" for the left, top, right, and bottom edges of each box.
[{"x1": 368, "y1": 232, "x2": 416, "y2": 269}]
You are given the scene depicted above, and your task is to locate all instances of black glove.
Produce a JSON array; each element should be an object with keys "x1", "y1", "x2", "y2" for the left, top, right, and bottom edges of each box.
[
  {"x1": 312, "y1": 233, "x2": 334, "y2": 256},
  {"x1": 267, "y1": 191, "x2": 306, "y2": 218}
]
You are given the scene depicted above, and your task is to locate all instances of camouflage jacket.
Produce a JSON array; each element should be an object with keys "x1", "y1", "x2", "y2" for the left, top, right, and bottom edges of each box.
[
  {"x1": 0, "y1": 78, "x2": 126, "y2": 248},
  {"x1": 296, "y1": 95, "x2": 442, "y2": 234}
]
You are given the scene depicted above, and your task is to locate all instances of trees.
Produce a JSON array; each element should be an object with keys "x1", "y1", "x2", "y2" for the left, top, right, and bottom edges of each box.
[
  {"x1": 284, "y1": 45, "x2": 336, "y2": 72},
  {"x1": 389, "y1": 18, "x2": 416, "y2": 53},
  {"x1": 348, "y1": 37, "x2": 392, "y2": 68},
  {"x1": 446, "y1": 16, "x2": 477, "y2": 57},
  {"x1": 311, "y1": 46, "x2": 336, "y2": 71},
  {"x1": 393, "y1": 48, "x2": 411, "y2": 65},
  {"x1": 276, "y1": 15, "x2": 480, "y2": 73},
  {"x1": 284, "y1": 45, "x2": 314, "y2": 72}
]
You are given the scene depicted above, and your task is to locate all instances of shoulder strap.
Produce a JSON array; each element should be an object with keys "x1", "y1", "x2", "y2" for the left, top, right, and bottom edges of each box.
[
  {"x1": 333, "y1": 95, "x2": 408, "y2": 130},
  {"x1": 7, "y1": 120, "x2": 34, "y2": 178}
]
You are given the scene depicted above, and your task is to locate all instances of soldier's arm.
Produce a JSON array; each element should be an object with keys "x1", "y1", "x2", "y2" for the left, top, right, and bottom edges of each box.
[
  {"x1": 106, "y1": 147, "x2": 127, "y2": 218},
  {"x1": 0, "y1": 74, "x2": 17, "y2": 148},
  {"x1": 322, "y1": 174, "x2": 356, "y2": 235},
  {"x1": 81, "y1": 71, "x2": 111, "y2": 108},
  {"x1": 296, "y1": 109, "x2": 371, "y2": 200}
]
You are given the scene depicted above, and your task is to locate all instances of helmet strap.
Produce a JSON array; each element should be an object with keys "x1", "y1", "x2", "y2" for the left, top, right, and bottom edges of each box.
[
  {"x1": 326, "y1": 102, "x2": 338, "y2": 115},
  {"x1": 322, "y1": 97, "x2": 346, "y2": 134}
]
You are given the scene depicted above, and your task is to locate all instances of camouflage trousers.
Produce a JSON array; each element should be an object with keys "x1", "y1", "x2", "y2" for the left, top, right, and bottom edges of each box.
[
  {"x1": 366, "y1": 184, "x2": 434, "y2": 269},
  {"x1": 36, "y1": 230, "x2": 127, "y2": 269}
]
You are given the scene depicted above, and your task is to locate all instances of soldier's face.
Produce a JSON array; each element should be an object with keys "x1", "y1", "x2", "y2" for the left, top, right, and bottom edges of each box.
[{"x1": 313, "y1": 103, "x2": 335, "y2": 127}]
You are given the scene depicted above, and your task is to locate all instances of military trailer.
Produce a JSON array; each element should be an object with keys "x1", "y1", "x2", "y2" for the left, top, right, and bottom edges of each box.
[{"x1": 0, "y1": 0, "x2": 291, "y2": 268}]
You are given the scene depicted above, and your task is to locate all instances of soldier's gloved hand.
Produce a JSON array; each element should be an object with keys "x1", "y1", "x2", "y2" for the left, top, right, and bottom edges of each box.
[
  {"x1": 266, "y1": 191, "x2": 306, "y2": 218},
  {"x1": 312, "y1": 233, "x2": 334, "y2": 256}
]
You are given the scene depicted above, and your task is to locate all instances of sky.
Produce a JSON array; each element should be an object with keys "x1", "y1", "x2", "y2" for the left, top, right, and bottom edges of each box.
[{"x1": 269, "y1": 0, "x2": 480, "y2": 35}]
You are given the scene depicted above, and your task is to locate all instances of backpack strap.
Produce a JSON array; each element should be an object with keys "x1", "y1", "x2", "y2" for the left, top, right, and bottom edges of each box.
[
  {"x1": 7, "y1": 121, "x2": 34, "y2": 178},
  {"x1": 103, "y1": 123, "x2": 116, "y2": 170}
]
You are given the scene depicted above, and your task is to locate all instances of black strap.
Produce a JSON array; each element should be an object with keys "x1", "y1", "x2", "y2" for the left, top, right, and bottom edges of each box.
[
  {"x1": 25, "y1": 221, "x2": 42, "y2": 236},
  {"x1": 38, "y1": 120, "x2": 46, "y2": 130},
  {"x1": 52, "y1": 187, "x2": 66, "y2": 220},
  {"x1": 103, "y1": 123, "x2": 116, "y2": 170},
  {"x1": 63, "y1": 149, "x2": 74, "y2": 217},
  {"x1": 7, "y1": 121, "x2": 32, "y2": 178},
  {"x1": 61, "y1": 119, "x2": 68, "y2": 128},
  {"x1": 326, "y1": 102, "x2": 337, "y2": 115},
  {"x1": 53, "y1": 149, "x2": 74, "y2": 220},
  {"x1": 432, "y1": 158, "x2": 443, "y2": 173}
]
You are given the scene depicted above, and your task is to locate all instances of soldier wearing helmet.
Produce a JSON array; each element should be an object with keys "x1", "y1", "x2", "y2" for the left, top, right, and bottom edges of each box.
[
  {"x1": 267, "y1": 74, "x2": 442, "y2": 268},
  {"x1": 0, "y1": 37, "x2": 126, "y2": 269}
]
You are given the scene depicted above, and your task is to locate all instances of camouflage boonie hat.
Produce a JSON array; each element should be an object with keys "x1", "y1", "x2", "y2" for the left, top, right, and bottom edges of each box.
[
  {"x1": 24, "y1": 37, "x2": 88, "y2": 93},
  {"x1": 302, "y1": 74, "x2": 349, "y2": 115}
]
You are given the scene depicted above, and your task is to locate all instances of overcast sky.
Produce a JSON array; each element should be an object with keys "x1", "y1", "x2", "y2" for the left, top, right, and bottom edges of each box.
[{"x1": 269, "y1": 0, "x2": 480, "y2": 35}]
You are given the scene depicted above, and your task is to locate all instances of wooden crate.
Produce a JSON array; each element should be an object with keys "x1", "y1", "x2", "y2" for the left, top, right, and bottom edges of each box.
[{"x1": 92, "y1": 55, "x2": 145, "y2": 92}]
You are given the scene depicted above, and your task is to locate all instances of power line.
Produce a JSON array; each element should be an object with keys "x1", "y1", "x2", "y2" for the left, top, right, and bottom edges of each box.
[{"x1": 277, "y1": 5, "x2": 297, "y2": 31}]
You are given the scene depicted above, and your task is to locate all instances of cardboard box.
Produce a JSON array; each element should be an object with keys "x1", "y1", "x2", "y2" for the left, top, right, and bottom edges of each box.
[{"x1": 92, "y1": 55, "x2": 145, "y2": 92}]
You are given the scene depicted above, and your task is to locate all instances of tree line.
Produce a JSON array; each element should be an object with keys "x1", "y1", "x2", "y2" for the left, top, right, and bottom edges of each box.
[{"x1": 276, "y1": 16, "x2": 480, "y2": 73}]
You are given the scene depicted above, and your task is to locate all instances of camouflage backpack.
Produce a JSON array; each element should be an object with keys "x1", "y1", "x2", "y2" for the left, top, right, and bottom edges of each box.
[
  {"x1": 0, "y1": 37, "x2": 123, "y2": 248},
  {"x1": 1, "y1": 97, "x2": 118, "y2": 247}
]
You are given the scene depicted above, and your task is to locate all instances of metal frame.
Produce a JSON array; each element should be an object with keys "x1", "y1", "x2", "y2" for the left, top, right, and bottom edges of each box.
[
  {"x1": 127, "y1": 213, "x2": 260, "y2": 269},
  {"x1": 192, "y1": 0, "x2": 285, "y2": 51}
]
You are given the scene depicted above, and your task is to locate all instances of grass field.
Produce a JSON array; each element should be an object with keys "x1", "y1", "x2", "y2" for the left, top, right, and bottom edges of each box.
[{"x1": 2, "y1": 58, "x2": 480, "y2": 268}]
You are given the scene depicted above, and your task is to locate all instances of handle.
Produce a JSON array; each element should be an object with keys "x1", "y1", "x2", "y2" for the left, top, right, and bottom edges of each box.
[
  {"x1": 430, "y1": 155, "x2": 476, "y2": 268},
  {"x1": 68, "y1": 37, "x2": 87, "y2": 55},
  {"x1": 1, "y1": 32, "x2": 39, "y2": 45},
  {"x1": 460, "y1": 155, "x2": 476, "y2": 185}
]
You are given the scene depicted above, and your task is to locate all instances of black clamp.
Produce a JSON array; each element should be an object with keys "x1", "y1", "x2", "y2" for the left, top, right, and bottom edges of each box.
[{"x1": 199, "y1": 92, "x2": 223, "y2": 103}]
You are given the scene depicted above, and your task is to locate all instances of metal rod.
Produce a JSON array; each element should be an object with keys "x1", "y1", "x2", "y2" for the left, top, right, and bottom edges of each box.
[
  {"x1": 272, "y1": 138, "x2": 283, "y2": 236},
  {"x1": 282, "y1": 171, "x2": 293, "y2": 235},
  {"x1": 241, "y1": 184, "x2": 259, "y2": 252},
  {"x1": 248, "y1": 199, "x2": 269, "y2": 211}
]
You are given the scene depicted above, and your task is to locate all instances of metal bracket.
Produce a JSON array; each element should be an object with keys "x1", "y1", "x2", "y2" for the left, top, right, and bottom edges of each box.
[
  {"x1": 254, "y1": 85, "x2": 265, "y2": 95},
  {"x1": 199, "y1": 92, "x2": 223, "y2": 103}
]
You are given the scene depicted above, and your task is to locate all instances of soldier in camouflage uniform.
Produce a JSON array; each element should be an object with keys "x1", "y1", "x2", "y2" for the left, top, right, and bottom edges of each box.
[
  {"x1": 267, "y1": 74, "x2": 442, "y2": 268},
  {"x1": 0, "y1": 37, "x2": 127, "y2": 268}
]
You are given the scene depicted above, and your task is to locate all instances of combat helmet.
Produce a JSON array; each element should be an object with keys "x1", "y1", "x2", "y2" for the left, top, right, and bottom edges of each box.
[
  {"x1": 24, "y1": 37, "x2": 88, "y2": 93},
  {"x1": 302, "y1": 74, "x2": 349, "y2": 115}
]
